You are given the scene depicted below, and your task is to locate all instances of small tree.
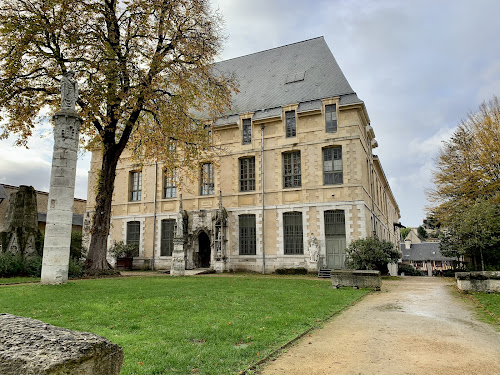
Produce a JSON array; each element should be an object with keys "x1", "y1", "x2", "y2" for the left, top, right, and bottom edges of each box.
[
  {"x1": 346, "y1": 238, "x2": 400, "y2": 275},
  {"x1": 400, "y1": 227, "x2": 411, "y2": 241},
  {"x1": 417, "y1": 226, "x2": 428, "y2": 240}
]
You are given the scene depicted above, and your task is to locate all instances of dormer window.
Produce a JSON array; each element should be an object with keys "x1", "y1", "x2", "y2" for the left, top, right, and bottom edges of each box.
[
  {"x1": 242, "y1": 118, "x2": 251, "y2": 144},
  {"x1": 285, "y1": 110, "x2": 296, "y2": 138},
  {"x1": 325, "y1": 104, "x2": 337, "y2": 133}
]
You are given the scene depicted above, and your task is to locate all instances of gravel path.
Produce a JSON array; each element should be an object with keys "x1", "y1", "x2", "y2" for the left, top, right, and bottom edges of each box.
[{"x1": 260, "y1": 277, "x2": 500, "y2": 375}]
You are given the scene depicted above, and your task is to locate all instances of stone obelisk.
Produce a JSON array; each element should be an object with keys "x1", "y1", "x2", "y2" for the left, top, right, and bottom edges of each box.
[{"x1": 41, "y1": 71, "x2": 82, "y2": 285}]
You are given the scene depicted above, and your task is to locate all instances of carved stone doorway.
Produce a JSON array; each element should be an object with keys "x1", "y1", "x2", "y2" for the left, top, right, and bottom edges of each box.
[{"x1": 197, "y1": 231, "x2": 211, "y2": 268}]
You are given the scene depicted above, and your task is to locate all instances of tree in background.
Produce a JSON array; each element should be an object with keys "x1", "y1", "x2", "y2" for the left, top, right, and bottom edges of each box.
[
  {"x1": 0, "y1": 0, "x2": 235, "y2": 274},
  {"x1": 345, "y1": 238, "x2": 400, "y2": 275},
  {"x1": 417, "y1": 226, "x2": 428, "y2": 240},
  {"x1": 440, "y1": 198, "x2": 500, "y2": 270},
  {"x1": 429, "y1": 96, "x2": 500, "y2": 270},
  {"x1": 400, "y1": 227, "x2": 411, "y2": 241},
  {"x1": 429, "y1": 96, "x2": 500, "y2": 222}
]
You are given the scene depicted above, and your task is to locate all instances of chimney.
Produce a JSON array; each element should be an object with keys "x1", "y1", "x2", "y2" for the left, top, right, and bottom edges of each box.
[{"x1": 405, "y1": 237, "x2": 412, "y2": 250}]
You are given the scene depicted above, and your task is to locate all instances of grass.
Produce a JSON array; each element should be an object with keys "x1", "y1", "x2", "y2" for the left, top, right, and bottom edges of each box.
[
  {"x1": 0, "y1": 276, "x2": 40, "y2": 285},
  {"x1": 0, "y1": 275, "x2": 368, "y2": 374},
  {"x1": 467, "y1": 292, "x2": 500, "y2": 328}
]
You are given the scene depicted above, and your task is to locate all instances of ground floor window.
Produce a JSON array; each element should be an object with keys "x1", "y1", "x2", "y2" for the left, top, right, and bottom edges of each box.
[
  {"x1": 126, "y1": 221, "x2": 140, "y2": 257},
  {"x1": 161, "y1": 219, "x2": 175, "y2": 256},
  {"x1": 283, "y1": 212, "x2": 303, "y2": 254},
  {"x1": 239, "y1": 214, "x2": 256, "y2": 255}
]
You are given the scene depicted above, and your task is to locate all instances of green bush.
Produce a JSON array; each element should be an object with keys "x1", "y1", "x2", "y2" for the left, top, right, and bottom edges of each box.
[
  {"x1": 397, "y1": 263, "x2": 424, "y2": 276},
  {"x1": 0, "y1": 253, "x2": 42, "y2": 277},
  {"x1": 275, "y1": 267, "x2": 308, "y2": 275},
  {"x1": 108, "y1": 241, "x2": 139, "y2": 259},
  {"x1": 24, "y1": 255, "x2": 42, "y2": 277},
  {"x1": 0, "y1": 253, "x2": 24, "y2": 277},
  {"x1": 68, "y1": 258, "x2": 84, "y2": 278},
  {"x1": 346, "y1": 238, "x2": 400, "y2": 275}
]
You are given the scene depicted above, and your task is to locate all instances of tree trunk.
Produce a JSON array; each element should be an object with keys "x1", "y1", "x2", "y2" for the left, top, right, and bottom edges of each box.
[{"x1": 85, "y1": 146, "x2": 121, "y2": 275}]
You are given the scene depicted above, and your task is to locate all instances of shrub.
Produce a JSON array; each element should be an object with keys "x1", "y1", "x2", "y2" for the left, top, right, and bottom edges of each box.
[
  {"x1": 108, "y1": 241, "x2": 139, "y2": 259},
  {"x1": 68, "y1": 258, "x2": 84, "y2": 278},
  {"x1": 0, "y1": 252, "x2": 24, "y2": 277},
  {"x1": 346, "y1": 238, "x2": 400, "y2": 275},
  {"x1": 275, "y1": 267, "x2": 308, "y2": 275},
  {"x1": 24, "y1": 255, "x2": 42, "y2": 277},
  {"x1": 397, "y1": 263, "x2": 423, "y2": 276}
]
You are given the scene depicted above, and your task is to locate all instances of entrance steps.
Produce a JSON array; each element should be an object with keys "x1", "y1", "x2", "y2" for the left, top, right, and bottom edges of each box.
[{"x1": 318, "y1": 268, "x2": 331, "y2": 278}]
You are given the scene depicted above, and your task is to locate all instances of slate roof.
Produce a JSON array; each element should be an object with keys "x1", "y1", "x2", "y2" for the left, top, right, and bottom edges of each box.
[
  {"x1": 213, "y1": 37, "x2": 361, "y2": 118},
  {"x1": 401, "y1": 242, "x2": 455, "y2": 261}
]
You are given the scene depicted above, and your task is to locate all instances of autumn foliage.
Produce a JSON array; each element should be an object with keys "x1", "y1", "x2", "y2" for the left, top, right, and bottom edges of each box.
[
  {"x1": 429, "y1": 96, "x2": 500, "y2": 270},
  {"x1": 0, "y1": 0, "x2": 236, "y2": 272}
]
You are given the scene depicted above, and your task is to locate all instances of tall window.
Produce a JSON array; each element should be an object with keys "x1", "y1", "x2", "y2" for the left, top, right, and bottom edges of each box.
[
  {"x1": 239, "y1": 214, "x2": 256, "y2": 255},
  {"x1": 285, "y1": 110, "x2": 296, "y2": 138},
  {"x1": 129, "y1": 171, "x2": 142, "y2": 201},
  {"x1": 283, "y1": 151, "x2": 301, "y2": 188},
  {"x1": 325, "y1": 104, "x2": 337, "y2": 133},
  {"x1": 323, "y1": 147, "x2": 343, "y2": 185},
  {"x1": 200, "y1": 163, "x2": 214, "y2": 195},
  {"x1": 163, "y1": 169, "x2": 177, "y2": 198},
  {"x1": 239, "y1": 157, "x2": 255, "y2": 191},
  {"x1": 283, "y1": 212, "x2": 303, "y2": 254},
  {"x1": 126, "y1": 221, "x2": 140, "y2": 257},
  {"x1": 160, "y1": 219, "x2": 175, "y2": 256},
  {"x1": 242, "y1": 118, "x2": 252, "y2": 144}
]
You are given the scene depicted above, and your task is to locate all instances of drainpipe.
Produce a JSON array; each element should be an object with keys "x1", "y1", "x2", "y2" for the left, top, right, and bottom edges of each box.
[
  {"x1": 152, "y1": 161, "x2": 158, "y2": 270},
  {"x1": 261, "y1": 124, "x2": 266, "y2": 274}
]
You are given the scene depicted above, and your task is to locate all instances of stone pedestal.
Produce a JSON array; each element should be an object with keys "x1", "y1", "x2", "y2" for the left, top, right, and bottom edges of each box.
[
  {"x1": 171, "y1": 237, "x2": 186, "y2": 276},
  {"x1": 41, "y1": 110, "x2": 82, "y2": 285}
]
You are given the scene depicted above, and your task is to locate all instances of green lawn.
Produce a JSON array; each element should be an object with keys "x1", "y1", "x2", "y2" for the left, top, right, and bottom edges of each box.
[
  {"x1": 0, "y1": 275, "x2": 367, "y2": 374},
  {"x1": 0, "y1": 276, "x2": 40, "y2": 285},
  {"x1": 469, "y1": 292, "x2": 500, "y2": 327}
]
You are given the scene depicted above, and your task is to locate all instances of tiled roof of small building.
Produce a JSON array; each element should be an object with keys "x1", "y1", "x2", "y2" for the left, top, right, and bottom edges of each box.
[
  {"x1": 213, "y1": 37, "x2": 361, "y2": 117},
  {"x1": 401, "y1": 242, "x2": 455, "y2": 261}
]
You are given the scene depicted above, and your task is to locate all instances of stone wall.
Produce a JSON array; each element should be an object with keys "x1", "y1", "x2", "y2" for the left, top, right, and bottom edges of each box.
[
  {"x1": 330, "y1": 270, "x2": 381, "y2": 290},
  {"x1": 0, "y1": 313, "x2": 123, "y2": 375},
  {"x1": 455, "y1": 271, "x2": 500, "y2": 293}
]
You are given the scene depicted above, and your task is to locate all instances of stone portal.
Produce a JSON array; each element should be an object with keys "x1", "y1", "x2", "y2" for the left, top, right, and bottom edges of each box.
[{"x1": 197, "y1": 231, "x2": 211, "y2": 268}]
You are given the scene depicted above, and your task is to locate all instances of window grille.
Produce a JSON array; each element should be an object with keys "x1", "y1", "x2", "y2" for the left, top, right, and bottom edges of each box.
[
  {"x1": 325, "y1": 104, "x2": 337, "y2": 133},
  {"x1": 163, "y1": 169, "x2": 177, "y2": 198},
  {"x1": 239, "y1": 157, "x2": 256, "y2": 191},
  {"x1": 323, "y1": 147, "x2": 343, "y2": 185},
  {"x1": 242, "y1": 118, "x2": 252, "y2": 144},
  {"x1": 239, "y1": 214, "x2": 256, "y2": 255},
  {"x1": 160, "y1": 219, "x2": 175, "y2": 256},
  {"x1": 200, "y1": 163, "x2": 214, "y2": 195},
  {"x1": 285, "y1": 110, "x2": 296, "y2": 138},
  {"x1": 126, "y1": 221, "x2": 140, "y2": 257},
  {"x1": 324, "y1": 210, "x2": 346, "y2": 237},
  {"x1": 283, "y1": 212, "x2": 303, "y2": 254},
  {"x1": 130, "y1": 171, "x2": 142, "y2": 201},
  {"x1": 283, "y1": 151, "x2": 301, "y2": 188}
]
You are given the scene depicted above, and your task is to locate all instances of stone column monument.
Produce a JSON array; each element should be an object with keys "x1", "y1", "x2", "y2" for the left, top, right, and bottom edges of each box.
[
  {"x1": 171, "y1": 195, "x2": 186, "y2": 276},
  {"x1": 41, "y1": 71, "x2": 82, "y2": 285}
]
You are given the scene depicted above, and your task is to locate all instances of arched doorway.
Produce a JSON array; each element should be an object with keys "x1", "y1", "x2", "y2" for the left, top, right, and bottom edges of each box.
[{"x1": 197, "y1": 231, "x2": 211, "y2": 268}]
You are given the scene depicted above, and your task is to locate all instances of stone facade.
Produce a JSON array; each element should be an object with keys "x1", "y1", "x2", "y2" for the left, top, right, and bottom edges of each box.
[{"x1": 85, "y1": 37, "x2": 401, "y2": 273}]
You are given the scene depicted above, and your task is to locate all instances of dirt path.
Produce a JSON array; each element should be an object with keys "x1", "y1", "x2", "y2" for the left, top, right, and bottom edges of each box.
[{"x1": 261, "y1": 277, "x2": 500, "y2": 375}]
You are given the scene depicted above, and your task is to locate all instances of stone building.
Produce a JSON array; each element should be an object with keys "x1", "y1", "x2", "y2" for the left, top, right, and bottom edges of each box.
[{"x1": 85, "y1": 37, "x2": 401, "y2": 273}]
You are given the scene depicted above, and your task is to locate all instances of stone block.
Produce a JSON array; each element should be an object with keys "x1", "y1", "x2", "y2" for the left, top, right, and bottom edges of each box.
[
  {"x1": 455, "y1": 271, "x2": 500, "y2": 293},
  {"x1": 330, "y1": 270, "x2": 381, "y2": 290},
  {"x1": 0, "y1": 314, "x2": 123, "y2": 375}
]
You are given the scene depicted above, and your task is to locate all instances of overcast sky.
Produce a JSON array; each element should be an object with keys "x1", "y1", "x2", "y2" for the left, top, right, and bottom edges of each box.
[{"x1": 1, "y1": 0, "x2": 499, "y2": 227}]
